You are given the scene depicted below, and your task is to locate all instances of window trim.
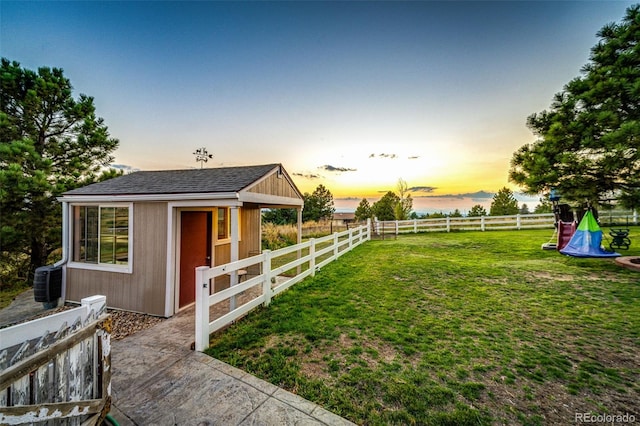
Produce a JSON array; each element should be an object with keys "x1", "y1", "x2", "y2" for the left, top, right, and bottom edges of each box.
[
  {"x1": 67, "y1": 202, "x2": 134, "y2": 274},
  {"x1": 214, "y1": 207, "x2": 241, "y2": 245}
]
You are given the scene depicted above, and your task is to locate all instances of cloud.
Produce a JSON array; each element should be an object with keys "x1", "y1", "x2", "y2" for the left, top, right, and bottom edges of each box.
[
  {"x1": 293, "y1": 172, "x2": 321, "y2": 179},
  {"x1": 319, "y1": 165, "x2": 357, "y2": 172},
  {"x1": 111, "y1": 164, "x2": 140, "y2": 173},
  {"x1": 369, "y1": 153, "x2": 398, "y2": 159},
  {"x1": 408, "y1": 186, "x2": 437, "y2": 193},
  {"x1": 413, "y1": 190, "x2": 495, "y2": 199}
]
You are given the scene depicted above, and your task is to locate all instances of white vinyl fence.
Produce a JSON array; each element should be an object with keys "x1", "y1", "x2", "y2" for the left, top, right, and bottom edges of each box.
[
  {"x1": 195, "y1": 223, "x2": 371, "y2": 351},
  {"x1": 0, "y1": 295, "x2": 111, "y2": 425},
  {"x1": 374, "y1": 210, "x2": 638, "y2": 235}
]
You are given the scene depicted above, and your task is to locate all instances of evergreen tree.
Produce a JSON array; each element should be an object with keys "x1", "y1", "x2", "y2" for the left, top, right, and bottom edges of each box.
[
  {"x1": 490, "y1": 187, "x2": 520, "y2": 216},
  {"x1": 468, "y1": 204, "x2": 487, "y2": 217},
  {"x1": 449, "y1": 209, "x2": 463, "y2": 218},
  {"x1": 354, "y1": 198, "x2": 372, "y2": 221},
  {"x1": 262, "y1": 208, "x2": 297, "y2": 225},
  {"x1": 519, "y1": 203, "x2": 530, "y2": 215},
  {"x1": 0, "y1": 59, "x2": 119, "y2": 279},
  {"x1": 302, "y1": 184, "x2": 335, "y2": 222},
  {"x1": 509, "y1": 6, "x2": 640, "y2": 208},
  {"x1": 372, "y1": 191, "x2": 399, "y2": 221}
]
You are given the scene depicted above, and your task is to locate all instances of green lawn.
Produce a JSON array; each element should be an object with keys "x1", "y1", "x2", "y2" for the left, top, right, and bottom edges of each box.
[{"x1": 206, "y1": 228, "x2": 640, "y2": 425}]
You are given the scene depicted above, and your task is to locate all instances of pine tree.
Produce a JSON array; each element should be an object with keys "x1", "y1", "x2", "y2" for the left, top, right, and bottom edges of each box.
[
  {"x1": 0, "y1": 59, "x2": 119, "y2": 279},
  {"x1": 468, "y1": 204, "x2": 487, "y2": 217},
  {"x1": 509, "y1": 6, "x2": 640, "y2": 207},
  {"x1": 302, "y1": 184, "x2": 335, "y2": 222},
  {"x1": 354, "y1": 198, "x2": 372, "y2": 221},
  {"x1": 490, "y1": 187, "x2": 519, "y2": 216}
]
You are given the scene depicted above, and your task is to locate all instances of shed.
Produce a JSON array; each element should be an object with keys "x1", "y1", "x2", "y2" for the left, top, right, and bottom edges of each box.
[{"x1": 57, "y1": 164, "x2": 303, "y2": 317}]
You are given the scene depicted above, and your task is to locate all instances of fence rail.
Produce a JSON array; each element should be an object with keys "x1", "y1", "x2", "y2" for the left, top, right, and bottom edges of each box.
[
  {"x1": 0, "y1": 295, "x2": 111, "y2": 426},
  {"x1": 195, "y1": 223, "x2": 371, "y2": 351},
  {"x1": 374, "y1": 210, "x2": 638, "y2": 235}
]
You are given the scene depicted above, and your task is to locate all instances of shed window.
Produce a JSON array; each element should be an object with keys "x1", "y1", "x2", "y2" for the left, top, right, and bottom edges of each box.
[
  {"x1": 217, "y1": 207, "x2": 229, "y2": 240},
  {"x1": 73, "y1": 205, "x2": 130, "y2": 267},
  {"x1": 215, "y1": 207, "x2": 241, "y2": 244}
]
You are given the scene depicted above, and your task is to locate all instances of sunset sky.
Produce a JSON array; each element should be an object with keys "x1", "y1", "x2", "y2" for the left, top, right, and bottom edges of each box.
[{"x1": 1, "y1": 1, "x2": 636, "y2": 212}]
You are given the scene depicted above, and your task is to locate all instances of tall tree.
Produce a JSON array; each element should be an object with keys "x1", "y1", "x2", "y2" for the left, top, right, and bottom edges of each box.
[
  {"x1": 468, "y1": 204, "x2": 487, "y2": 217},
  {"x1": 302, "y1": 184, "x2": 335, "y2": 222},
  {"x1": 394, "y1": 178, "x2": 413, "y2": 220},
  {"x1": 372, "y1": 191, "x2": 400, "y2": 221},
  {"x1": 489, "y1": 187, "x2": 519, "y2": 216},
  {"x1": 0, "y1": 59, "x2": 119, "y2": 279},
  {"x1": 354, "y1": 198, "x2": 372, "y2": 222},
  {"x1": 509, "y1": 6, "x2": 640, "y2": 208}
]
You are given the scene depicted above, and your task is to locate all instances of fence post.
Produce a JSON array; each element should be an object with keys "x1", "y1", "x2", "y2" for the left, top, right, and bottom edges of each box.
[
  {"x1": 481, "y1": 216, "x2": 485, "y2": 231},
  {"x1": 414, "y1": 219, "x2": 417, "y2": 233},
  {"x1": 195, "y1": 266, "x2": 210, "y2": 352},
  {"x1": 81, "y1": 295, "x2": 106, "y2": 317},
  {"x1": 446, "y1": 217, "x2": 451, "y2": 232},
  {"x1": 348, "y1": 228, "x2": 354, "y2": 250},
  {"x1": 263, "y1": 250, "x2": 272, "y2": 307},
  {"x1": 367, "y1": 219, "x2": 372, "y2": 240},
  {"x1": 634, "y1": 210, "x2": 638, "y2": 225},
  {"x1": 395, "y1": 220, "x2": 399, "y2": 235},
  {"x1": 309, "y1": 239, "x2": 316, "y2": 277},
  {"x1": 517, "y1": 214, "x2": 521, "y2": 230},
  {"x1": 333, "y1": 232, "x2": 339, "y2": 259}
]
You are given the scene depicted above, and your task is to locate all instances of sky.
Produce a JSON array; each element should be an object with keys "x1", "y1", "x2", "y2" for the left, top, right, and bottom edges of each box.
[{"x1": 1, "y1": 1, "x2": 637, "y2": 213}]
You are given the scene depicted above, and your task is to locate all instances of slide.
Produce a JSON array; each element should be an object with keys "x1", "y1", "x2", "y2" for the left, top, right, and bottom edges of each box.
[{"x1": 557, "y1": 221, "x2": 577, "y2": 250}]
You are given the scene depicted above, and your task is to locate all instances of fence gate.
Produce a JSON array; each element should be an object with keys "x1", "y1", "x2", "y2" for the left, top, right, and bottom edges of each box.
[{"x1": 0, "y1": 295, "x2": 111, "y2": 425}]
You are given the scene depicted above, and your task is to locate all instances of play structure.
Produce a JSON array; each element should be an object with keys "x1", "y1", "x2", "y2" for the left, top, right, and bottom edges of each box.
[
  {"x1": 559, "y1": 210, "x2": 620, "y2": 258},
  {"x1": 542, "y1": 190, "x2": 576, "y2": 250},
  {"x1": 541, "y1": 190, "x2": 624, "y2": 258}
]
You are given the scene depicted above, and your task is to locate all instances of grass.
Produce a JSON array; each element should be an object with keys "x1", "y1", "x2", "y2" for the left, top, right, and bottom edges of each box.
[{"x1": 205, "y1": 228, "x2": 640, "y2": 425}]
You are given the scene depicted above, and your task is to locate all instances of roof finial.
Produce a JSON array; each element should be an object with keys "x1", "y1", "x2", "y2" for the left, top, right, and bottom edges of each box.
[{"x1": 193, "y1": 147, "x2": 213, "y2": 169}]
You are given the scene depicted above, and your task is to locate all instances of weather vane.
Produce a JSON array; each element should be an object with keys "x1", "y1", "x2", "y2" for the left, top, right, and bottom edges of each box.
[{"x1": 193, "y1": 147, "x2": 213, "y2": 168}]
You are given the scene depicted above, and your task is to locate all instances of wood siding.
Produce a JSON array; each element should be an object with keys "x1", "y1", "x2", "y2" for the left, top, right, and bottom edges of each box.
[
  {"x1": 212, "y1": 204, "x2": 261, "y2": 292},
  {"x1": 247, "y1": 172, "x2": 299, "y2": 198},
  {"x1": 66, "y1": 202, "x2": 168, "y2": 316}
]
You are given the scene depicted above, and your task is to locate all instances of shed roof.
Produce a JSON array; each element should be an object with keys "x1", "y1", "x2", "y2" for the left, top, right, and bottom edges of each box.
[{"x1": 63, "y1": 164, "x2": 283, "y2": 196}]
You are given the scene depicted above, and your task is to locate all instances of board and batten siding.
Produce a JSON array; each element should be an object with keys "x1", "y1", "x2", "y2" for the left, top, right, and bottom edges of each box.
[
  {"x1": 66, "y1": 202, "x2": 168, "y2": 316},
  {"x1": 246, "y1": 172, "x2": 299, "y2": 199}
]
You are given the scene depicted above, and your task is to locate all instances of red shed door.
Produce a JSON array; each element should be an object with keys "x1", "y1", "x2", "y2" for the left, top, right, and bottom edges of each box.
[{"x1": 179, "y1": 211, "x2": 212, "y2": 308}]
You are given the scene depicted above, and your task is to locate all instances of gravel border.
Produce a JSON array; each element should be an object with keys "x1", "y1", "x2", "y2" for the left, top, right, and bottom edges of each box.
[{"x1": 24, "y1": 305, "x2": 166, "y2": 340}]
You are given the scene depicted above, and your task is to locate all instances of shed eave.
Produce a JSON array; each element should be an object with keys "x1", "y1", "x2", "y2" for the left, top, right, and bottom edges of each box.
[
  {"x1": 57, "y1": 192, "x2": 239, "y2": 203},
  {"x1": 238, "y1": 191, "x2": 303, "y2": 207}
]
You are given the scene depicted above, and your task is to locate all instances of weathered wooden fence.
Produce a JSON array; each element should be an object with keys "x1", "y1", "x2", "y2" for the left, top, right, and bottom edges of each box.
[
  {"x1": 374, "y1": 210, "x2": 638, "y2": 235},
  {"x1": 195, "y1": 224, "x2": 370, "y2": 351},
  {"x1": 0, "y1": 295, "x2": 111, "y2": 425}
]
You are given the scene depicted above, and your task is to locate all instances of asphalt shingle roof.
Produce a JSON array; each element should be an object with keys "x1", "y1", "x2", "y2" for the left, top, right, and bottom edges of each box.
[{"x1": 63, "y1": 164, "x2": 280, "y2": 196}]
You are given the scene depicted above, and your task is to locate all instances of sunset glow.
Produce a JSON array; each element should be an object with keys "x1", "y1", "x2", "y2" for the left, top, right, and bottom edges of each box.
[{"x1": 2, "y1": 1, "x2": 634, "y2": 212}]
